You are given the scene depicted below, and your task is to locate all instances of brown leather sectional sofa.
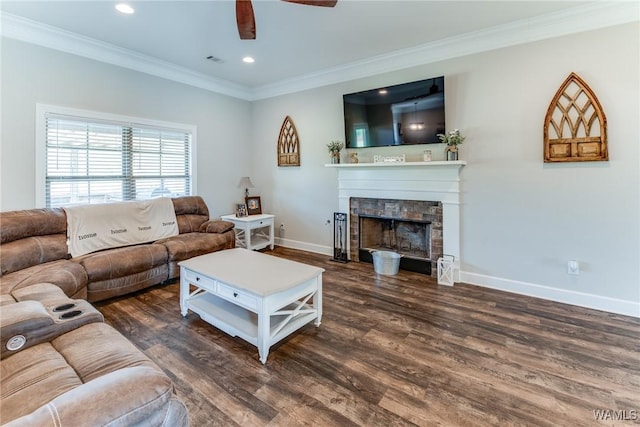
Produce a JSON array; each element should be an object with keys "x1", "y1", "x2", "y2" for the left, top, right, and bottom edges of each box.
[
  {"x1": 1, "y1": 196, "x2": 235, "y2": 302},
  {"x1": 0, "y1": 196, "x2": 236, "y2": 426}
]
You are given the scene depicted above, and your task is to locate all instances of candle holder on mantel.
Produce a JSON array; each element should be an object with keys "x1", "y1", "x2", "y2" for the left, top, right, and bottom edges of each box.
[{"x1": 332, "y1": 212, "x2": 349, "y2": 263}]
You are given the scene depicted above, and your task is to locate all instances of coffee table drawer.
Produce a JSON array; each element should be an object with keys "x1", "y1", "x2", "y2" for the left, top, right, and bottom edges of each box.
[
  {"x1": 217, "y1": 283, "x2": 257, "y2": 310},
  {"x1": 183, "y1": 269, "x2": 215, "y2": 289}
]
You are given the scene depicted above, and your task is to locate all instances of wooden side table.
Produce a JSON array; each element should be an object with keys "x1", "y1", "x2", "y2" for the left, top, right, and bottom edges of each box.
[{"x1": 220, "y1": 214, "x2": 275, "y2": 251}]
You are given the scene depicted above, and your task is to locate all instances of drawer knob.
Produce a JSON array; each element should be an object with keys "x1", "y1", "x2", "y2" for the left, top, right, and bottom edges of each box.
[
  {"x1": 196, "y1": 277, "x2": 200, "y2": 281},
  {"x1": 233, "y1": 292, "x2": 238, "y2": 297}
]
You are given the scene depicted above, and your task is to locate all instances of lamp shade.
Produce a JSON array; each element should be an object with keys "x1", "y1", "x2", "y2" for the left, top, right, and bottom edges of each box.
[{"x1": 238, "y1": 176, "x2": 254, "y2": 189}]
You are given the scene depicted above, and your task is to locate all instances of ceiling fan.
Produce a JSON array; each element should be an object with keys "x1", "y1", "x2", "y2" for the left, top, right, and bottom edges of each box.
[{"x1": 236, "y1": 0, "x2": 337, "y2": 40}]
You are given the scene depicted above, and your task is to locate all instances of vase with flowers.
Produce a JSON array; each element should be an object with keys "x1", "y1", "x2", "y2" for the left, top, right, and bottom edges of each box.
[
  {"x1": 437, "y1": 129, "x2": 466, "y2": 161},
  {"x1": 327, "y1": 140, "x2": 344, "y2": 164}
]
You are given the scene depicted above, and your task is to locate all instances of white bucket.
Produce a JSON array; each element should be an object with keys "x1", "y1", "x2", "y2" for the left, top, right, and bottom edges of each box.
[{"x1": 371, "y1": 251, "x2": 402, "y2": 276}]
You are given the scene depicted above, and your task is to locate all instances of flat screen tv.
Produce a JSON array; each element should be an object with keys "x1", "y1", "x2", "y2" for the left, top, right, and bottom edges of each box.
[{"x1": 343, "y1": 76, "x2": 445, "y2": 148}]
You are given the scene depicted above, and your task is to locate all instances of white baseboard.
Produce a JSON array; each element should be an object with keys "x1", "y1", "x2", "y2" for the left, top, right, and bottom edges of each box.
[
  {"x1": 272, "y1": 241, "x2": 639, "y2": 318},
  {"x1": 460, "y1": 271, "x2": 640, "y2": 318},
  {"x1": 275, "y1": 238, "x2": 333, "y2": 257}
]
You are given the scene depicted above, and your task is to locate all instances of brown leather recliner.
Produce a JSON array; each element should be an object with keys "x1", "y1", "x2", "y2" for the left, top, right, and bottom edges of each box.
[
  {"x1": 0, "y1": 208, "x2": 88, "y2": 301},
  {"x1": 157, "y1": 196, "x2": 236, "y2": 279},
  {"x1": 0, "y1": 195, "x2": 236, "y2": 426},
  {"x1": 0, "y1": 284, "x2": 189, "y2": 426}
]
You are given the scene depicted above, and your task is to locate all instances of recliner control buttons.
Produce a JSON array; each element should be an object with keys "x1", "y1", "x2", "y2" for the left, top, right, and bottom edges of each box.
[{"x1": 6, "y1": 335, "x2": 26, "y2": 351}]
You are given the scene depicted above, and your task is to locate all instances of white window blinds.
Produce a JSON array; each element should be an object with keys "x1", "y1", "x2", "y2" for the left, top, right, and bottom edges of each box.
[{"x1": 44, "y1": 114, "x2": 192, "y2": 208}]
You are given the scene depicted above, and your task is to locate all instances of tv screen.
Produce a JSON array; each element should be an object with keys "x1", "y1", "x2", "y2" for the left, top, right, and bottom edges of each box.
[{"x1": 343, "y1": 76, "x2": 445, "y2": 148}]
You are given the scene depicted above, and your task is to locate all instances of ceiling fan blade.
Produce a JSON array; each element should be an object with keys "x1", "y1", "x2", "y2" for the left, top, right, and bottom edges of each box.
[
  {"x1": 236, "y1": 0, "x2": 256, "y2": 40},
  {"x1": 281, "y1": 0, "x2": 337, "y2": 7}
]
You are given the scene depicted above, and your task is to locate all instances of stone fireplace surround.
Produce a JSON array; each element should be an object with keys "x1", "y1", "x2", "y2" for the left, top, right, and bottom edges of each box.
[{"x1": 327, "y1": 161, "x2": 465, "y2": 283}]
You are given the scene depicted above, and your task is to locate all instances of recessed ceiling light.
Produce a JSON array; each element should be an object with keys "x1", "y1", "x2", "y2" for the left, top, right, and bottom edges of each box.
[
  {"x1": 242, "y1": 56, "x2": 255, "y2": 64},
  {"x1": 379, "y1": 89, "x2": 388, "y2": 94},
  {"x1": 115, "y1": 3, "x2": 135, "y2": 14}
]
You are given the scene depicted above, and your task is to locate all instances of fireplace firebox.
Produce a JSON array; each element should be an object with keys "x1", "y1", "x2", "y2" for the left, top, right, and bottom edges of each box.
[
  {"x1": 359, "y1": 215, "x2": 432, "y2": 275},
  {"x1": 350, "y1": 198, "x2": 443, "y2": 277}
]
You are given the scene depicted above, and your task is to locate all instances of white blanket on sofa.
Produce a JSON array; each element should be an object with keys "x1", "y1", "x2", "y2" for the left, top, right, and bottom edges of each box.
[{"x1": 64, "y1": 198, "x2": 179, "y2": 257}]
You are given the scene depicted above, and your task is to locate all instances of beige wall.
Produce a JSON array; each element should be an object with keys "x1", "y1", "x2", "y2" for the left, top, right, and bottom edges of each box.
[
  {"x1": 0, "y1": 38, "x2": 251, "y2": 216},
  {"x1": 250, "y1": 22, "x2": 639, "y2": 315},
  {"x1": 1, "y1": 22, "x2": 637, "y2": 315}
]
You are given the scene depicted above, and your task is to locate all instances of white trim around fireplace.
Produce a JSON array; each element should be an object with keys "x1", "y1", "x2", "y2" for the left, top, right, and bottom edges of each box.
[{"x1": 327, "y1": 161, "x2": 465, "y2": 283}]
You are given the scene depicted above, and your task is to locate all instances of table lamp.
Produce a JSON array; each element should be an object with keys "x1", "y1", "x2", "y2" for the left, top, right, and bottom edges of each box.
[{"x1": 238, "y1": 176, "x2": 254, "y2": 198}]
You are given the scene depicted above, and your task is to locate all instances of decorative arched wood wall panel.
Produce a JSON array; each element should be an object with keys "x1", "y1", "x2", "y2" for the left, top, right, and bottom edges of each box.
[
  {"x1": 544, "y1": 73, "x2": 608, "y2": 162},
  {"x1": 277, "y1": 116, "x2": 300, "y2": 167}
]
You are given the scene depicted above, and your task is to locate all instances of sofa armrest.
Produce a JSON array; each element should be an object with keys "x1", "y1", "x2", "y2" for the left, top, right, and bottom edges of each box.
[
  {"x1": 199, "y1": 219, "x2": 234, "y2": 234},
  {"x1": 0, "y1": 301, "x2": 53, "y2": 355},
  {"x1": 1, "y1": 299, "x2": 103, "y2": 359},
  {"x1": 3, "y1": 366, "x2": 188, "y2": 427}
]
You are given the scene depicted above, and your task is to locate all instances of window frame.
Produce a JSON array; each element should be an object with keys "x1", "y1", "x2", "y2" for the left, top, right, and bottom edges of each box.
[{"x1": 36, "y1": 104, "x2": 197, "y2": 208}]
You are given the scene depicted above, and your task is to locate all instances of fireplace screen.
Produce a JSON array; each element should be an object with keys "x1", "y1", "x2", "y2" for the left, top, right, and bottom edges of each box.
[{"x1": 359, "y1": 215, "x2": 430, "y2": 260}]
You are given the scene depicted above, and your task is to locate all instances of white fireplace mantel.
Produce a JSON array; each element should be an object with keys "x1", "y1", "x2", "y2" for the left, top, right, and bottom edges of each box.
[
  {"x1": 327, "y1": 160, "x2": 466, "y2": 282},
  {"x1": 325, "y1": 160, "x2": 466, "y2": 169}
]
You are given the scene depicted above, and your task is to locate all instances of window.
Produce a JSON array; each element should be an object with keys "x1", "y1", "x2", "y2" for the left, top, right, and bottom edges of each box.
[
  {"x1": 353, "y1": 123, "x2": 369, "y2": 148},
  {"x1": 37, "y1": 105, "x2": 195, "y2": 208}
]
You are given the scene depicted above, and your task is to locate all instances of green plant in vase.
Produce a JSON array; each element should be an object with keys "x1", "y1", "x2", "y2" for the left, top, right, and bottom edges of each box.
[
  {"x1": 437, "y1": 129, "x2": 465, "y2": 161},
  {"x1": 327, "y1": 140, "x2": 344, "y2": 164}
]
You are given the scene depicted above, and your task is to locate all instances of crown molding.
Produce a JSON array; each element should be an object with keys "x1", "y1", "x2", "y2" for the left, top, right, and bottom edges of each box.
[
  {"x1": 0, "y1": 12, "x2": 252, "y2": 100},
  {"x1": 2, "y1": 2, "x2": 638, "y2": 102},
  {"x1": 250, "y1": 1, "x2": 639, "y2": 100}
]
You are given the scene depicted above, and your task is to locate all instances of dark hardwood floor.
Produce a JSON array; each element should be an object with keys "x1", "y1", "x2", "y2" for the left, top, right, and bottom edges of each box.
[{"x1": 95, "y1": 247, "x2": 640, "y2": 426}]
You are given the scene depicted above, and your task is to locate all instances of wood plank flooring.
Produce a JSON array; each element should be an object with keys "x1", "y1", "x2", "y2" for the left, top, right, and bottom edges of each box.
[{"x1": 95, "y1": 247, "x2": 640, "y2": 426}]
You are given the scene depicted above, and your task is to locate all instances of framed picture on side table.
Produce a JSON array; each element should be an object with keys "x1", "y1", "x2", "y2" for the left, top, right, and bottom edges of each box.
[
  {"x1": 245, "y1": 196, "x2": 262, "y2": 215},
  {"x1": 235, "y1": 203, "x2": 248, "y2": 217}
]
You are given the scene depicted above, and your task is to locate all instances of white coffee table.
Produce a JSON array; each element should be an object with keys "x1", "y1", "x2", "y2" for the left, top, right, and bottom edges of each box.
[{"x1": 179, "y1": 248, "x2": 324, "y2": 364}]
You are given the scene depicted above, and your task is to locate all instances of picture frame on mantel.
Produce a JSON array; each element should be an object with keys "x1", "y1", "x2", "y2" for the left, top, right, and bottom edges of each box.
[{"x1": 245, "y1": 196, "x2": 262, "y2": 215}]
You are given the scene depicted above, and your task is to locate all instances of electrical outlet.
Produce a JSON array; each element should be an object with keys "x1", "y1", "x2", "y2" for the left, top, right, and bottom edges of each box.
[{"x1": 567, "y1": 260, "x2": 579, "y2": 275}]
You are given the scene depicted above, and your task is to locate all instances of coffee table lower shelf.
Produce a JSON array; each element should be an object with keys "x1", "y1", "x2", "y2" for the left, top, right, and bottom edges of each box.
[{"x1": 186, "y1": 293, "x2": 317, "y2": 351}]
